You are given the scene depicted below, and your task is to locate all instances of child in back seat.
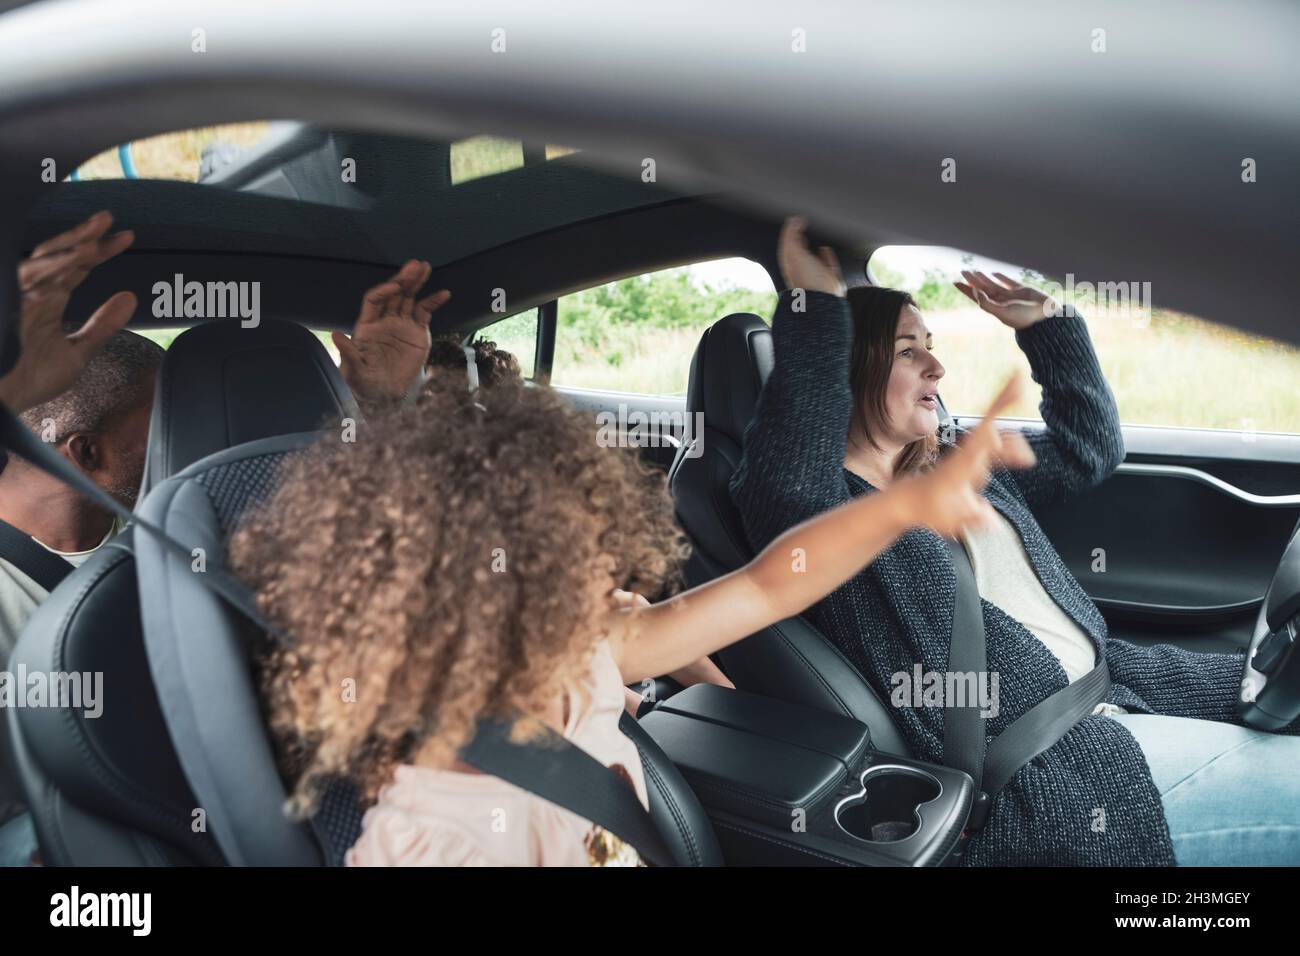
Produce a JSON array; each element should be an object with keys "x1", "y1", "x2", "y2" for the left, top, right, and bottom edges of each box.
[{"x1": 229, "y1": 241, "x2": 1035, "y2": 868}]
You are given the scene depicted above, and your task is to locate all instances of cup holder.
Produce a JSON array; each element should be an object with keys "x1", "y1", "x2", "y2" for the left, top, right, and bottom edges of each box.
[{"x1": 833, "y1": 764, "x2": 942, "y2": 843}]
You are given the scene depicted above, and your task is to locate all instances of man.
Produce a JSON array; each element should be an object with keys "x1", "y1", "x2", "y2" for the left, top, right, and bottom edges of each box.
[
  {"x1": 0, "y1": 330, "x2": 162, "y2": 653},
  {"x1": 0, "y1": 210, "x2": 144, "y2": 863}
]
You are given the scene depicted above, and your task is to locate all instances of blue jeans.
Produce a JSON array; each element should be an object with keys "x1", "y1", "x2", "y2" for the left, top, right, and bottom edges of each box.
[
  {"x1": 1107, "y1": 713, "x2": 1300, "y2": 866},
  {"x1": 0, "y1": 813, "x2": 36, "y2": 867}
]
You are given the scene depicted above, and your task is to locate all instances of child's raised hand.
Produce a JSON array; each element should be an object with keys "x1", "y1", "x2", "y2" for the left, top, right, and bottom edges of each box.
[{"x1": 897, "y1": 373, "x2": 1036, "y2": 538}]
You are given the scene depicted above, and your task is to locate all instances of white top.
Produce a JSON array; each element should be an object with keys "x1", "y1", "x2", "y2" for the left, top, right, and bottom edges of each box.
[
  {"x1": 346, "y1": 639, "x2": 649, "y2": 867},
  {"x1": 0, "y1": 517, "x2": 123, "y2": 662},
  {"x1": 959, "y1": 508, "x2": 1126, "y2": 718}
]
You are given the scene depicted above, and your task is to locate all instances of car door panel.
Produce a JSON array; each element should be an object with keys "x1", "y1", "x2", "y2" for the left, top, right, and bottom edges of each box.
[{"x1": 985, "y1": 421, "x2": 1300, "y2": 654}]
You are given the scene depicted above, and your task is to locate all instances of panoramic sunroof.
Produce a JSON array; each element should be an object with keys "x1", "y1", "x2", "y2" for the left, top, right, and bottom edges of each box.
[
  {"x1": 69, "y1": 121, "x2": 582, "y2": 196},
  {"x1": 34, "y1": 122, "x2": 690, "y2": 269}
]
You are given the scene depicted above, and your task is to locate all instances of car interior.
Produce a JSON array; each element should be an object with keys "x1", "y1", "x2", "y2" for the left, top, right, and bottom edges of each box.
[{"x1": 6, "y1": 120, "x2": 1300, "y2": 869}]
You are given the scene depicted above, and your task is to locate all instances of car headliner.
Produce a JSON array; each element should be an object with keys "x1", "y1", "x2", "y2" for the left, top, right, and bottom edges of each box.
[{"x1": 0, "y1": 0, "x2": 1297, "y2": 366}]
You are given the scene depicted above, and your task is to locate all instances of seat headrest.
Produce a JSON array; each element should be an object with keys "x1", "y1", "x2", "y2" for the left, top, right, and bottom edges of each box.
[
  {"x1": 686, "y1": 307, "x2": 953, "y2": 439},
  {"x1": 684, "y1": 312, "x2": 773, "y2": 440},
  {"x1": 143, "y1": 319, "x2": 358, "y2": 496}
]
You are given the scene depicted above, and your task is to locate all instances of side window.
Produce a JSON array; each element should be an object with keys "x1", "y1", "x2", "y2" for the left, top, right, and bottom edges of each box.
[
  {"x1": 136, "y1": 328, "x2": 188, "y2": 350},
  {"x1": 868, "y1": 245, "x2": 1300, "y2": 433},
  {"x1": 141, "y1": 328, "x2": 349, "y2": 364},
  {"x1": 476, "y1": 308, "x2": 539, "y2": 380},
  {"x1": 551, "y1": 259, "x2": 776, "y2": 395}
]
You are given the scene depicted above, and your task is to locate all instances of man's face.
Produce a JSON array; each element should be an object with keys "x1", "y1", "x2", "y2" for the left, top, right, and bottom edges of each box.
[
  {"x1": 70, "y1": 372, "x2": 155, "y2": 508},
  {"x1": 99, "y1": 390, "x2": 153, "y2": 506}
]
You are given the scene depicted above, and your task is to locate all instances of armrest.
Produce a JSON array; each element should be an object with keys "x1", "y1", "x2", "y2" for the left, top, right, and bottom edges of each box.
[{"x1": 640, "y1": 685, "x2": 973, "y2": 867}]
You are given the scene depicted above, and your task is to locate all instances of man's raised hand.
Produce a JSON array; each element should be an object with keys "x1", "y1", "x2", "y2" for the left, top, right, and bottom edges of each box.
[
  {"x1": 1, "y1": 211, "x2": 137, "y2": 413},
  {"x1": 333, "y1": 259, "x2": 450, "y2": 409}
]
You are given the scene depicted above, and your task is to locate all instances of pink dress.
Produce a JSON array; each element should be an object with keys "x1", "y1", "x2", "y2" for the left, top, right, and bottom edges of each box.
[{"x1": 345, "y1": 640, "x2": 649, "y2": 867}]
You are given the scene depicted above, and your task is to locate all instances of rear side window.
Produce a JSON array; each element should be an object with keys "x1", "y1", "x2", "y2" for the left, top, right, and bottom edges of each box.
[
  {"x1": 868, "y1": 245, "x2": 1300, "y2": 434},
  {"x1": 550, "y1": 259, "x2": 776, "y2": 396},
  {"x1": 136, "y1": 327, "x2": 340, "y2": 360},
  {"x1": 474, "y1": 308, "x2": 539, "y2": 380}
]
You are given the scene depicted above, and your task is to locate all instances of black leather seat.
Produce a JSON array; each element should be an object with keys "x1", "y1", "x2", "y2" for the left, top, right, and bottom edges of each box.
[
  {"x1": 6, "y1": 319, "x2": 358, "y2": 865},
  {"x1": 142, "y1": 318, "x2": 359, "y2": 497},
  {"x1": 668, "y1": 312, "x2": 913, "y2": 756},
  {"x1": 11, "y1": 318, "x2": 722, "y2": 866}
]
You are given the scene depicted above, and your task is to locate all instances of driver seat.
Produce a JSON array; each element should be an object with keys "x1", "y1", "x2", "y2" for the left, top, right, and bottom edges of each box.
[{"x1": 669, "y1": 311, "x2": 920, "y2": 756}]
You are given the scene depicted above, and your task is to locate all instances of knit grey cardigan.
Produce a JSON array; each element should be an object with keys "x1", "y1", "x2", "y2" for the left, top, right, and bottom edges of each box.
[{"x1": 730, "y1": 290, "x2": 1300, "y2": 866}]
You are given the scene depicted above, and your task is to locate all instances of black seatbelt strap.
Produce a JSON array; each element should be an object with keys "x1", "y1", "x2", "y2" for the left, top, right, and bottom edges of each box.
[
  {"x1": 461, "y1": 718, "x2": 673, "y2": 867},
  {"x1": 982, "y1": 656, "x2": 1110, "y2": 798},
  {"x1": 944, "y1": 539, "x2": 1110, "y2": 832},
  {"x1": 0, "y1": 517, "x2": 75, "y2": 593},
  {"x1": 943, "y1": 539, "x2": 987, "y2": 797},
  {"x1": 0, "y1": 401, "x2": 675, "y2": 866}
]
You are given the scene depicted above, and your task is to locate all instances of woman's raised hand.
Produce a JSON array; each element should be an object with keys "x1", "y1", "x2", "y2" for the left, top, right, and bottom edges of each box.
[
  {"x1": 777, "y1": 216, "x2": 845, "y2": 298},
  {"x1": 954, "y1": 270, "x2": 1059, "y2": 331},
  {"x1": 896, "y1": 373, "x2": 1037, "y2": 538}
]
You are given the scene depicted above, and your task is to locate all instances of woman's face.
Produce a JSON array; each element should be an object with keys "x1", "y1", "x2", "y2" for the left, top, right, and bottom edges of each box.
[{"x1": 879, "y1": 303, "x2": 946, "y2": 445}]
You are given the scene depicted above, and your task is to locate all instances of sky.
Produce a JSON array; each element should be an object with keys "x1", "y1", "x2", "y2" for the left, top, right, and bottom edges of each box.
[{"x1": 684, "y1": 245, "x2": 1031, "y2": 293}]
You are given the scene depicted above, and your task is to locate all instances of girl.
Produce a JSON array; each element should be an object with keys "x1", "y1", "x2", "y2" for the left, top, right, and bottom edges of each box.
[
  {"x1": 730, "y1": 216, "x2": 1300, "y2": 867},
  {"x1": 229, "y1": 335, "x2": 1033, "y2": 867}
]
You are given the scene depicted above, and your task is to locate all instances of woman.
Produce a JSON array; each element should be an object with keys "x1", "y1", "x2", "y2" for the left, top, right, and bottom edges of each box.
[{"x1": 731, "y1": 216, "x2": 1300, "y2": 866}]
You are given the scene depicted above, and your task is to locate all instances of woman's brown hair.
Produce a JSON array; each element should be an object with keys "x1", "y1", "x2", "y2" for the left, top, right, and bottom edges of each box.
[
  {"x1": 846, "y1": 285, "x2": 942, "y2": 476},
  {"x1": 228, "y1": 372, "x2": 689, "y2": 816}
]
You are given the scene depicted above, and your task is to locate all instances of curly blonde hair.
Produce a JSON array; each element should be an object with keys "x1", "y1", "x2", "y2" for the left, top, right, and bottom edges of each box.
[{"x1": 228, "y1": 372, "x2": 689, "y2": 816}]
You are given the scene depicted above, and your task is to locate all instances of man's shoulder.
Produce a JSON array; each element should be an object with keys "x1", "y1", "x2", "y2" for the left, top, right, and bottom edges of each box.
[{"x1": 0, "y1": 557, "x2": 49, "y2": 661}]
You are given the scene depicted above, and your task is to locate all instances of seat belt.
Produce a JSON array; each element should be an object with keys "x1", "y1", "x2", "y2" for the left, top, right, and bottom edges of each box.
[
  {"x1": 461, "y1": 718, "x2": 673, "y2": 867},
  {"x1": 0, "y1": 401, "x2": 676, "y2": 867},
  {"x1": 944, "y1": 539, "x2": 1111, "y2": 832},
  {"x1": 0, "y1": 517, "x2": 75, "y2": 593}
]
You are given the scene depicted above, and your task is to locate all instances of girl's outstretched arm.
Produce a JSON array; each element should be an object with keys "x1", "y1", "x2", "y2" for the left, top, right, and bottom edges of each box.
[{"x1": 611, "y1": 375, "x2": 1036, "y2": 685}]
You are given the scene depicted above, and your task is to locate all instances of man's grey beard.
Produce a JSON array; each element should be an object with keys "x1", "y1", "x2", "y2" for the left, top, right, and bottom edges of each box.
[{"x1": 106, "y1": 458, "x2": 145, "y2": 510}]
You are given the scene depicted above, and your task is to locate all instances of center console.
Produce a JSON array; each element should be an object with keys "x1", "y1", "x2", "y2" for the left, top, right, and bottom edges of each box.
[{"x1": 639, "y1": 684, "x2": 973, "y2": 866}]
